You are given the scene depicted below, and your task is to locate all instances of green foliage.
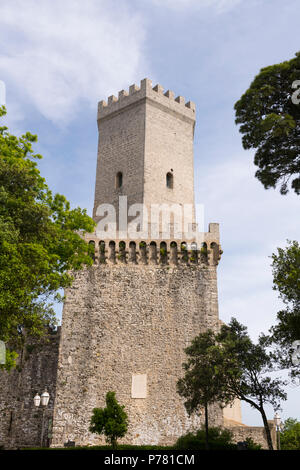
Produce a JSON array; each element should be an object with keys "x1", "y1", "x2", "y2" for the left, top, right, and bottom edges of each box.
[
  {"x1": 0, "y1": 106, "x2": 95, "y2": 358},
  {"x1": 89, "y1": 391, "x2": 128, "y2": 449},
  {"x1": 280, "y1": 418, "x2": 300, "y2": 450},
  {"x1": 217, "y1": 319, "x2": 287, "y2": 409},
  {"x1": 234, "y1": 51, "x2": 300, "y2": 194},
  {"x1": 216, "y1": 318, "x2": 287, "y2": 450},
  {"x1": 272, "y1": 240, "x2": 300, "y2": 308},
  {"x1": 177, "y1": 330, "x2": 235, "y2": 449},
  {"x1": 177, "y1": 331, "x2": 235, "y2": 415},
  {"x1": 1, "y1": 348, "x2": 19, "y2": 371},
  {"x1": 244, "y1": 437, "x2": 262, "y2": 450},
  {"x1": 267, "y1": 241, "x2": 300, "y2": 379},
  {"x1": 174, "y1": 426, "x2": 236, "y2": 450}
]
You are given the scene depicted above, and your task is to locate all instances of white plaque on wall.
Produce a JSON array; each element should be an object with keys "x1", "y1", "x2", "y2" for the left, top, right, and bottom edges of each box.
[
  {"x1": 131, "y1": 374, "x2": 147, "y2": 398},
  {"x1": 0, "y1": 341, "x2": 6, "y2": 364}
]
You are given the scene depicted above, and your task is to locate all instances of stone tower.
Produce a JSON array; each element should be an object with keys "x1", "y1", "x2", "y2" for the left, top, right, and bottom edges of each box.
[
  {"x1": 93, "y1": 78, "x2": 196, "y2": 239},
  {"x1": 49, "y1": 79, "x2": 223, "y2": 447},
  {"x1": 0, "y1": 79, "x2": 276, "y2": 450}
]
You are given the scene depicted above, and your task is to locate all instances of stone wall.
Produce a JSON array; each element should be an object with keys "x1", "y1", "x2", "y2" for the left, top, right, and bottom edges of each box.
[
  {"x1": 227, "y1": 422, "x2": 277, "y2": 450},
  {"x1": 50, "y1": 262, "x2": 222, "y2": 447},
  {"x1": 0, "y1": 269, "x2": 277, "y2": 450},
  {"x1": 0, "y1": 329, "x2": 60, "y2": 449}
]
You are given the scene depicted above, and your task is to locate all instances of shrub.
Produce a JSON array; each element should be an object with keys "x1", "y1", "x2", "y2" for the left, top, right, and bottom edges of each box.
[
  {"x1": 244, "y1": 437, "x2": 262, "y2": 450},
  {"x1": 175, "y1": 427, "x2": 236, "y2": 450},
  {"x1": 89, "y1": 391, "x2": 128, "y2": 449}
]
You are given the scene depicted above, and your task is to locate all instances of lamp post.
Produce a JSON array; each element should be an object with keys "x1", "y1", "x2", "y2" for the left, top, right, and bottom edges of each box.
[
  {"x1": 34, "y1": 389, "x2": 50, "y2": 447},
  {"x1": 274, "y1": 411, "x2": 281, "y2": 450}
]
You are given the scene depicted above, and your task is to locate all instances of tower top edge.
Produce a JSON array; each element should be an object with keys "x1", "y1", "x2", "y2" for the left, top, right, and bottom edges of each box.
[{"x1": 97, "y1": 78, "x2": 196, "y2": 120}]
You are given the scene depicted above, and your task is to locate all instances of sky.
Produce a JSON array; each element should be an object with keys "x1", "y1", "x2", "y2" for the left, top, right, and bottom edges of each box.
[{"x1": 0, "y1": 0, "x2": 299, "y2": 426}]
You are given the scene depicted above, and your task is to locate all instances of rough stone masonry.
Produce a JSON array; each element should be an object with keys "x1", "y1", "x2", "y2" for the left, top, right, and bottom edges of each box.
[
  {"x1": 0, "y1": 79, "x2": 276, "y2": 449},
  {"x1": 50, "y1": 78, "x2": 224, "y2": 445}
]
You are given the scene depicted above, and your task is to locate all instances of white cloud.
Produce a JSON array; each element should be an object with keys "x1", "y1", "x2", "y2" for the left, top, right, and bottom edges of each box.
[
  {"x1": 196, "y1": 153, "x2": 300, "y2": 341},
  {"x1": 150, "y1": 0, "x2": 242, "y2": 13},
  {"x1": 197, "y1": 154, "x2": 300, "y2": 248},
  {"x1": 0, "y1": 0, "x2": 149, "y2": 124}
]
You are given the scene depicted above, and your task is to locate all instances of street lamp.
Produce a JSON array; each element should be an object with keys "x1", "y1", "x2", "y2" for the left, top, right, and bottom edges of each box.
[
  {"x1": 41, "y1": 390, "x2": 50, "y2": 407},
  {"x1": 34, "y1": 389, "x2": 50, "y2": 447},
  {"x1": 33, "y1": 393, "x2": 41, "y2": 407},
  {"x1": 274, "y1": 411, "x2": 281, "y2": 450}
]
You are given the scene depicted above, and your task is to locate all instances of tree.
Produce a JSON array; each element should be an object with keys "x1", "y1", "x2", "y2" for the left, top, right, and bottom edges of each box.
[
  {"x1": 217, "y1": 319, "x2": 287, "y2": 450},
  {"x1": 177, "y1": 330, "x2": 235, "y2": 450},
  {"x1": 0, "y1": 106, "x2": 95, "y2": 368},
  {"x1": 268, "y1": 240, "x2": 300, "y2": 379},
  {"x1": 234, "y1": 51, "x2": 300, "y2": 195},
  {"x1": 89, "y1": 391, "x2": 129, "y2": 449},
  {"x1": 272, "y1": 240, "x2": 300, "y2": 308},
  {"x1": 280, "y1": 418, "x2": 300, "y2": 450}
]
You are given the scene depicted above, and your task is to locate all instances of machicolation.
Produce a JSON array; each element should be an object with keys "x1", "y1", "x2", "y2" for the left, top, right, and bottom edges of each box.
[{"x1": 0, "y1": 78, "x2": 277, "y2": 450}]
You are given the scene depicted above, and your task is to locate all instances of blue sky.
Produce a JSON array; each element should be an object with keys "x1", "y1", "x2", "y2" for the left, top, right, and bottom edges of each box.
[{"x1": 0, "y1": 0, "x2": 299, "y2": 426}]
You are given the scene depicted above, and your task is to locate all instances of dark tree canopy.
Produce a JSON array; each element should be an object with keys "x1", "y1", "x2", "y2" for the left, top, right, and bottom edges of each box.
[
  {"x1": 234, "y1": 51, "x2": 300, "y2": 195},
  {"x1": 268, "y1": 240, "x2": 300, "y2": 378},
  {"x1": 0, "y1": 106, "x2": 95, "y2": 366},
  {"x1": 217, "y1": 319, "x2": 287, "y2": 450},
  {"x1": 280, "y1": 418, "x2": 300, "y2": 450},
  {"x1": 272, "y1": 240, "x2": 300, "y2": 310},
  {"x1": 178, "y1": 321, "x2": 287, "y2": 450},
  {"x1": 177, "y1": 330, "x2": 235, "y2": 450}
]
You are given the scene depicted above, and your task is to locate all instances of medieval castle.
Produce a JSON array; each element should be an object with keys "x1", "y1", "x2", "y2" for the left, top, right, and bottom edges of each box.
[{"x1": 0, "y1": 79, "x2": 275, "y2": 448}]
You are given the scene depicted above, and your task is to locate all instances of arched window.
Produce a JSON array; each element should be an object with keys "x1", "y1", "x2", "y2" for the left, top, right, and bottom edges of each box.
[
  {"x1": 129, "y1": 241, "x2": 137, "y2": 264},
  {"x1": 160, "y1": 241, "x2": 167, "y2": 263},
  {"x1": 116, "y1": 172, "x2": 123, "y2": 189},
  {"x1": 88, "y1": 240, "x2": 95, "y2": 261},
  {"x1": 166, "y1": 172, "x2": 173, "y2": 189}
]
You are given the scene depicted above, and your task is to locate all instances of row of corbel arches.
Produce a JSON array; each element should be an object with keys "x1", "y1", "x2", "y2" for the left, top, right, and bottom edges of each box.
[{"x1": 87, "y1": 240, "x2": 221, "y2": 266}]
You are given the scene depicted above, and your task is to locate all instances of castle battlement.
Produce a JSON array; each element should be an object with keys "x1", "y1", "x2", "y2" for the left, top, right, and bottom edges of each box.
[
  {"x1": 98, "y1": 78, "x2": 196, "y2": 122},
  {"x1": 84, "y1": 224, "x2": 222, "y2": 267}
]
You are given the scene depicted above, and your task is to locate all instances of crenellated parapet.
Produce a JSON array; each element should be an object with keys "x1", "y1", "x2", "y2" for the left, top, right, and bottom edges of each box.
[
  {"x1": 98, "y1": 78, "x2": 196, "y2": 124},
  {"x1": 84, "y1": 224, "x2": 222, "y2": 267}
]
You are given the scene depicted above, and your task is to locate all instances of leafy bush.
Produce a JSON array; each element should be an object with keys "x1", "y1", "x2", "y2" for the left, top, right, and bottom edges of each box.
[
  {"x1": 244, "y1": 437, "x2": 262, "y2": 450},
  {"x1": 89, "y1": 391, "x2": 128, "y2": 449},
  {"x1": 174, "y1": 427, "x2": 237, "y2": 450},
  {"x1": 280, "y1": 418, "x2": 300, "y2": 450}
]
